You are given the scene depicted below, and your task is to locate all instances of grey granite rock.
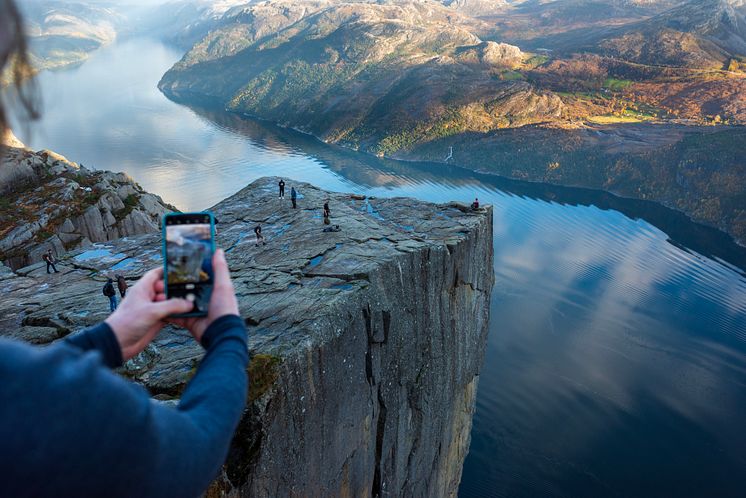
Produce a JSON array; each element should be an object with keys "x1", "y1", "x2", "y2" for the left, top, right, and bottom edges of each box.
[
  {"x1": 0, "y1": 178, "x2": 494, "y2": 497},
  {"x1": 1, "y1": 145, "x2": 175, "y2": 269}
]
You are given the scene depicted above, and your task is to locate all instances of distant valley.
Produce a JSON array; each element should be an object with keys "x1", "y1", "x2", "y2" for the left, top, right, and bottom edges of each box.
[{"x1": 16, "y1": 0, "x2": 123, "y2": 73}]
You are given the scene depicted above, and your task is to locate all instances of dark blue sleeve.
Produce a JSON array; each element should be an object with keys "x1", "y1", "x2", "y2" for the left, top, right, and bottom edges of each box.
[
  {"x1": 64, "y1": 322, "x2": 123, "y2": 368},
  {"x1": 145, "y1": 315, "x2": 250, "y2": 496},
  {"x1": 0, "y1": 315, "x2": 248, "y2": 498}
]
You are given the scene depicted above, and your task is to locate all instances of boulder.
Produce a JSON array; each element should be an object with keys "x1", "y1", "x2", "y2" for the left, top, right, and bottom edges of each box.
[
  {"x1": 119, "y1": 209, "x2": 159, "y2": 236},
  {"x1": 116, "y1": 184, "x2": 139, "y2": 200},
  {"x1": 76, "y1": 205, "x2": 107, "y2": 242},
  {"x1": 59, "y1": 218, "x2": 76, "y2": 234}
]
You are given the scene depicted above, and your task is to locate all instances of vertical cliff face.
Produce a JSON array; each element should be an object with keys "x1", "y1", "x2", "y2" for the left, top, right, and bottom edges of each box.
[
  {"x1": 0, "y1": 178, "x2": 493, "y2": 496},
  {"x1": 212, "y1": 179, "x2": 494, "y2": 497},
  {"x1": 226, "y1": 223, "x2": 492, "y2": 497}
]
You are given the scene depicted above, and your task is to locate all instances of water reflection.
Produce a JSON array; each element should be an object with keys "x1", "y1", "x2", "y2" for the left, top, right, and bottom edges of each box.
[
  {"x1": 14, "y1": 37, "x2": 746, "y2": 498},
  {"x1": 191, "y1": 106, "x2": 746, "y2": 275}
]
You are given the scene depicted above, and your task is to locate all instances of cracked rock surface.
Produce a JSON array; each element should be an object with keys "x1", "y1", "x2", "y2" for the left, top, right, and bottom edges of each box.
[{"x1": 0, "y1": 177, "x2": 494, "y2": 497}]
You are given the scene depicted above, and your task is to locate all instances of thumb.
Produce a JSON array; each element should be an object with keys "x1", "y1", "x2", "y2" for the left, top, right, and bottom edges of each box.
[
  {"x1": 150, "y1": 298, "x2": 193, "y2": 319},
  {"x1": 212, "y1": 249, "x2": 232, "y2": 291}
]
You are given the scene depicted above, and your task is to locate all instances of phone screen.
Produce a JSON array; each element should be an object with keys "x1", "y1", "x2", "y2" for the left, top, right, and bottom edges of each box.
[{"x1": 164, "y1": 213, "x2": 215, "y2": 316}]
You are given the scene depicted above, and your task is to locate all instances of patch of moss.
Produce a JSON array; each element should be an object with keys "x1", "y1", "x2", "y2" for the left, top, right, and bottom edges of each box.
[
  {"x1": 248, "y1": 354, "x2": 282, "y2": 402},
  {"x1": 34, "y1": 229, "x2": 55, "y2": 242},
  {"x1": 115, "y1": 193, "x2": 141, "y2": 219},
  {"x1": 525, "y1": 55, "x2": 549, "y2": 68},
  {"x1": 603, "y1": 78, "x2": 633, "y2": 91}
]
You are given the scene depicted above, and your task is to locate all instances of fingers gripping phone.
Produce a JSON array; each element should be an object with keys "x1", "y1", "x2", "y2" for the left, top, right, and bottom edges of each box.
[{"x1": 163, "y1": 212, "x2": 216, "y2": 318}]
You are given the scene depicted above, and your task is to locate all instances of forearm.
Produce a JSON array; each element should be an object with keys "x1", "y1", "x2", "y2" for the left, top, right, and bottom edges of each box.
[
  {"x1": 145, "y1": 315, "x2": 249, "y2": 496},
  {"x1": 64, "y1": 322, "x2": 123, "y2": 368},
  {"x1": 180, "y1": 315, "x2": 249, "y2": 423}
]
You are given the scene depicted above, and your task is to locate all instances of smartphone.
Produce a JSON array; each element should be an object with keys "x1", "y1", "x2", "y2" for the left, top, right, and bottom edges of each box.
[{"x1": 162, "y1": 212, "x2": 216, "y2": 318}]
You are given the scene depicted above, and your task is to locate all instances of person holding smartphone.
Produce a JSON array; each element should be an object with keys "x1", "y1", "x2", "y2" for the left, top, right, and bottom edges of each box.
[
  {"x1": 1, "y1": 249, "x2": 249, "y2": 497},
  {"x1": 0, "y1": 5, "x2": 248, "y2": 494}
]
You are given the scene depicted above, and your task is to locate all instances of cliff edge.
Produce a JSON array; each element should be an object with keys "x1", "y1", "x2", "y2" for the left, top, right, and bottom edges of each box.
[{"x1": 0, "y1": 177, "x2": 494, "y2": 497}]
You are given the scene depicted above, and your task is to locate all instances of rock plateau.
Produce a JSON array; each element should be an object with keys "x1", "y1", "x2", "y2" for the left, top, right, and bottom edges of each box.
[{"x1": 0, "y1": 177, "x2": 494, "y2": 497}]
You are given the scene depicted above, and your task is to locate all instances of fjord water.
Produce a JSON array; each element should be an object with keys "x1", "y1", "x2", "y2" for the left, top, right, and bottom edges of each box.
[{"x1": 18, "y1": 38, "x2": 746, "y2": 496}]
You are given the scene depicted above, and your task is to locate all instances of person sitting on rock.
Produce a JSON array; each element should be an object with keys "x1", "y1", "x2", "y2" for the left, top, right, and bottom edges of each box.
[
  {"x1": 254, "y1": 225, "x2": 266, "y2": 246},
  {"x1": 278, "y1": 179, "x2": 285, "y2": 199},
  {"x1": 116, "y1": 275, "x2": 128, "y2": 298},
  {"x1": 103, "y1": 278, "x2": 118, "y2": 312},
  {"x1": 471, "y1": 198, "x2": 480, "y2": 210},
  {"x1": 291, "y1": 187, "x2": 298, "y2": 209},
  {"x1": 42, "y1": 249, "x2": 59, "y2": 274}
]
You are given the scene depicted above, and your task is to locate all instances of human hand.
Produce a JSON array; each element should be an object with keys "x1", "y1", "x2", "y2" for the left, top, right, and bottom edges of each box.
[
  {"x1": 105, "y1": 267, "x2": 193, "y2": 361},
  {"x1": 168, "y1": 249, "x2": 239, "y2": 344}
]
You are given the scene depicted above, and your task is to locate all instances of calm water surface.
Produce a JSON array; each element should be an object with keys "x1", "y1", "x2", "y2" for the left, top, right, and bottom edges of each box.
[{"x1": 17, "y1": 38, "x2": 746, "y2": 497}]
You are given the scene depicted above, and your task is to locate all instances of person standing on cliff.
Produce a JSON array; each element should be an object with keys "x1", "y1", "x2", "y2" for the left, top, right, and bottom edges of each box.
[
  {"x1": 291, "y1": 186, "x2": 297, "y2": 209},
  {"x1": 43, "y1": 249, "x2": 59, "y2": 274},
  {"x1": 103, "y1": 278, "x2": 118, "y2": 312},
  {"x1": 116, "y1": 275, "x2": 128, "y2": 298},
  {"x1": 278, "y1": 179, "x2": 286, "y2": 199},
  {"x1": 323, "y1": 200, "x2": 331, "y2": 225}
]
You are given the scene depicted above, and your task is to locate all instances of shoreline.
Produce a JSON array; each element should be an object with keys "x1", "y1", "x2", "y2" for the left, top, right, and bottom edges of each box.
[{"x1": 199, "y1": 98, "x2": 746, "y2": 250}]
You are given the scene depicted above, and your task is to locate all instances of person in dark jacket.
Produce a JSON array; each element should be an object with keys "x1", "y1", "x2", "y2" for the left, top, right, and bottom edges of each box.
[
  {"x1": 0, "y1": 249, "x2": 248, "y2": 498},
  {"x1": 291, "y1": 186, "x2": 297, "y2": 209},
  {"x1": 254, "y1": 225, "x2": 266, "y2": 246},
  {"x1": 323, "y1": 200, "x2": 331, "y2": 225},
  {"x1": 42, "y1": 249, "x2": 59, "y2": 274},
  {"x1": 116, "y1": 275, "x2": 128, "y2": 298},
  {"x1": 1, "y1": 12, "x2": 248, "y2": 496},
  {"x1": 103, "y1": 278, "x2": 117, "y2": 312},
  {"x1": 278, "y1": 179, "x2": 286, "y2": 199}
]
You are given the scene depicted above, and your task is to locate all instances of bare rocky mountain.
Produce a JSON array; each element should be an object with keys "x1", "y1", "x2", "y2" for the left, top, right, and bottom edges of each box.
[
  {"x1": 159, "y1": 1, "x2": 564, "y2": 154},
  {"x1": 595, "y1": 0, "x2": 746, "y2": 68},
  {"x1": 0, "y1": 135, "x2": 175, "y2": 270}
]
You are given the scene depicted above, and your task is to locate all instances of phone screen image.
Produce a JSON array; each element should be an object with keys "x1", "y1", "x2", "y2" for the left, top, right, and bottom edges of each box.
[{"x1": 164, "y1": 213, "x2": 215, "y2": 317}]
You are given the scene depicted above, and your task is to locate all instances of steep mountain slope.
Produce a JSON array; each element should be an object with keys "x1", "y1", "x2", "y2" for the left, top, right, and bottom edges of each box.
[
  {"x1": 597, "y1": 0, "x2": 746, "y2": 68},
  {"x1": 160, "y1": 1, "x2": 562, "y2": 153}
]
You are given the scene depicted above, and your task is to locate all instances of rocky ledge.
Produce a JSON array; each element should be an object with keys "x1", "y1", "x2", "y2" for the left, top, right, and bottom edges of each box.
[
  {"x1": 0, "y1": 139, "x2": 175, "y2": 270},
  {"x1": 0, "y1": 177, "x2": 494, "y2": 497}
]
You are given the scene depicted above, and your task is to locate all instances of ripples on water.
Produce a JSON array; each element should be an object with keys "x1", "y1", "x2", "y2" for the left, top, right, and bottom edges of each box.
[{"x1": 15, "y1": 38, "x2": 746, "y2": 497}]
